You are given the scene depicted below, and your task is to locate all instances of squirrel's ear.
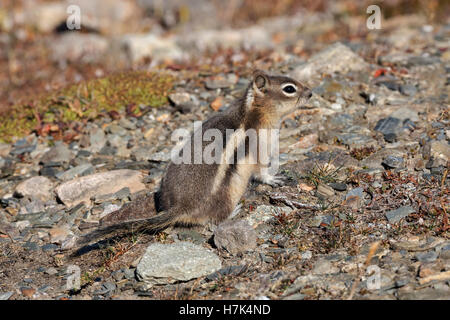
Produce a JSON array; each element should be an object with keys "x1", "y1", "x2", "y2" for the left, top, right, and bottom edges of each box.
[{"x1": 252, "y1": 70, "x2": 268, "y2": 96}]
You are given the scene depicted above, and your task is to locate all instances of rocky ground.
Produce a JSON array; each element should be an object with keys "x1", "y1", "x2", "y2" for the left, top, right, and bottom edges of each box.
[{"x1": 0, "y1": 0, "x2": 449, "y2": 300}]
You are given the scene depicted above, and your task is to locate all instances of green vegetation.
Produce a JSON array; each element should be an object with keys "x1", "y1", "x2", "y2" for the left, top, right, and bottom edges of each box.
[{"x1": 0, "y1": 71, "x2": 174, "y2": 142}]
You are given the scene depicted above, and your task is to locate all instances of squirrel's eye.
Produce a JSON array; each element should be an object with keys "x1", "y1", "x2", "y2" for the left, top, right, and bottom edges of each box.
[{"x1": 282, "y1": 85, "x2": 296, "y2": 94}]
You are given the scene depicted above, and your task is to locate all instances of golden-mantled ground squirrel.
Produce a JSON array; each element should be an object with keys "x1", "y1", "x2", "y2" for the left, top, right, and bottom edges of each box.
[{"x1": 81, "y1": 70, "x2": 311, "y2": 243}]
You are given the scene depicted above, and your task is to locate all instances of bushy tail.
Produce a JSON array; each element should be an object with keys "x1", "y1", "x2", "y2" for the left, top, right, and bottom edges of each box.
[{"x1": 77, "y1": 210, "x2": 176, "y2": 245}]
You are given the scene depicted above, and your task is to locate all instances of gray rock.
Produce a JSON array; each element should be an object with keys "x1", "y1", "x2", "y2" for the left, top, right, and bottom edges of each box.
[
  {"x1": 206, "y1": 265, "x2": 248, "y2": 281},
  {"x1": 399, "y1": 288, "x2": 450, "y2": 300},
  {"x1": 179, "y1": 27, "x2": 272, "y2": 52},
  {"x1": 336, "y1": 133, "x2": 375, "y2": 147},
  {"x1": 136, "y1": 242, "x2": 222, "y2": 285},
  {"x1": 399, "y1": 84, "x2": 417, "y2": 97},
  {"x1": 48, "y1": 226, "x2": 73, "y2": 245},
  {"x1": 21, "y1": 2, "x2": 66, "y2": 33},
  {"x1": 124, "y1": 268, "x2": 136, "y2": 280},
  {"x1": 113, "y1": 34, "x2": 183, "y2": 64},
  {"x1": 0, "y1": 291, "x2": 14, "y2": 300},
  {"x1": 21, "y1": 197, "x2": 45, "y2": 214},
  {"x1": 15, "y1": 176, "x2": 54, "y2": 202},
  {"x1": 246, "y1": 205, "x2": 292, "y2": 228},
  {"x1": 168, "y1": 92, "x2": 191, "y2": 106},
  {"x1": 312, "y1": 258, "x2": 340, "y2": 275},
  {"x1": 0, "y1": 143, "x2": 11, "y2": 157},
  {"x1": 382, "y1": 155, "x2": 404, "y2": 169},
  {"x1": 291, "y1": 42, "x2": 369, "y2": 86},
  {"x1": 94, "y1": 281, "x2": 116, "y2": 296},
  {"x1": 428, "y1": 140, "x2": 450, "y2": 161},
  {"x1": 10, "y1": 136, "x2": 37, "y2": 155},
  {"x1": 439, "y1": 244, "x2": 450, "y2": 260},
  {"x1": 177, "y1": 230, "x2": 205, "y2": 244},
  {"x1": 390, "y1": 107, "x2": 419, "y2": 122},
  {"x1": 385, "y1": 206, "x2": 415, "y2": 224},
  {"x1": 55, "y1": 169, "x2": 146, "y2": 208},
  {"x1": 44, "y1": 267, "x2": 58, "y2": 276},
  {"x1": 23, "y1": 242, "x2": 39, "y2": 251},
  {"x1": 132, "y1": 148, "x2": 154, "y2": 161},
  {"x1": 205, "y1": 77, "x2": 234, "y2": 90},
  {"x1": 301, "y1": 250, "x2": 313, "y2": 260},
  {"x1": 149, "y1": 151, "x2": 171, "y2": 162},
  {"x1": 106, "y1": 124, "x2": 128, "y2": 136},
  {"x1": 40, "y1": 143, "x2": 74, "y2": 164},
  {"x1": 118, "y1": 118, "x2": 136, "y2": 130},
  {"x1": 316, "y1": 183, "x2": 335, "y2": 199},
  {"x1": 56, "y1": 163, "x2": 94, "y2": 181},
  {"x1": 284, "y1": 293, "x2": 306, "y2": 300},
  {"x1": 374, "y1": 117, "x2": 401, "y2": 135},
  {"x1": 214, "y1": 220, "x2": 257, "y2": 255},
  {"x1": 88, "y1": 126, "x2": 106, "y2": 153},
  {"x1": 415, "y1": 251, "x2": 438, "y2": 262},
  {"x1": 50, "y1": 33, "x2": 109, "y2": 63},
  {"x1": 345, "y1": 187, "x2": 364, "y2": 210}
]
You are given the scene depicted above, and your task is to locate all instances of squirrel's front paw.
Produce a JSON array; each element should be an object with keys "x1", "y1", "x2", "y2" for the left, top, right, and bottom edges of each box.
[{"x1": 259, "y1": 173, "x2": 288, "y2": 187}]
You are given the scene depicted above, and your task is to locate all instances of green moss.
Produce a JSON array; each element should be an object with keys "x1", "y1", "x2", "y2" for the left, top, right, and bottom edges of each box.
[{"x1": 0, "y1": 71, "x2": 174, "y2": 143}]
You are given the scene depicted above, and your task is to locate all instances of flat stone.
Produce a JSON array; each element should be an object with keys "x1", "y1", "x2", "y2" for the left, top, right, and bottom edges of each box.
[
  {"x1": 336, "y1": 133, "x2": 375, "y2": 147},
  {"x1": 385, "y1": 206, "x2": 415, "y2": 224},
  {"x1": 94, "y1": 282, "x2": 116, "y2": 296},
  {"x1": 48, "y1": 226, "x2": 73, "y2": 244},
  {"x1": 113, "y1": 34, "x2": 183, "y2": 64},
  {"x1": 40, "y1": 143, "x2": 74, "y2": 164},
  {"x1": 136, "y1": 242, "x2": 222, "y2": 285},
  {"x1": 439, "y1": 244, "x2": 450, "y2": 259},
  {"x1": 344, "y1": 187, "x2": 364, "y2": 210},
  {"x1": 206, "y1": 265, "x2": 248, "y2": 281},
  {"x1": 179, "y1": 26, "x2": 271, "y2": 53},
  {"x1": 429, "y1": 140, "x2": 450, "y2": 161},
  {"x1": 23, "y1": 242, "x2": 39, "y2": 251},
  {"x1": 374, "y1": 117, "x2": 401, "y2": 135},
  {"x1": 106, "y1": 124, "x2": 128, "y2": 136},
  {"x1": 390, "y1": 107, "x2": 419, "y2": 122},
  {"x1": 316, "y1": 183, "x2": 335, "y2": 199},
  {"x1": 55, "y1": 169, "x2": 146, "y2": 208},
  {"x1": 88, "y1": 125, "x2": 106, "y2": 153},
  {"x1": 10, "y1": 136, "x2": 37, "y2": 155},
  {"x1": 399, "y1": 84, "x2": 417, "y2": 97},
  {"x1": 292, "y1": 42, "x2": 369, "y2": 86},
  {"x1": 246, "y1": 205, "x2": 292, "y2": 228},
  {"x1": 39, "y1": 166, "x2": 60, "y2": 178},
  {"x1": 22, "y1": 2, "x2": 66, "y2": 33},
  {"x1": 56, "y1": 163, "x2": 95, "y2": 181},
  {"x1": 21, "y1": 197, "x2": 45, "y2": 214},
  {"x1": 205, "y1": 77, "x2": 234, "y2": 90},
  {"x1": 15, "y1": 176, "x2": 54, "y2": 202},
  {"x1": 0, "y1": 292, "x2": 14, "y2": 300},
  {"x1": 0, "y1": 143, "x2": 11, "y2": 157},
  {"x1": 382, "y1": 155, "x2": 404, "y2": 169},
  {"x1": 312, "y1": 258, "x2": 340, "y2": 275},
  {"x1": 168, "y1": 92, "x2": 191, "y2": 106},
  {"x1": 50, "y1": 33, "x2": 109, "y2": 63},
  {"x1": 177, "y1": 230, "x2": 205, "y2": 245},
  {"x1": 214, "y1": 220, "x2": 257, "y2": 255},
  {"x1": 415, "y1": 251, "x2": 438, "y2": 263},
  {"x1": 399, "y1": 288, "x2": 450, "y2": 300}
]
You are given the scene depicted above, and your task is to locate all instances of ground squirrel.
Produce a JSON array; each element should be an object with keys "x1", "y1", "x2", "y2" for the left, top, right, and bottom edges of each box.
[{"x1": 80, "y1": 70, "x2": 312, "y2": 243}]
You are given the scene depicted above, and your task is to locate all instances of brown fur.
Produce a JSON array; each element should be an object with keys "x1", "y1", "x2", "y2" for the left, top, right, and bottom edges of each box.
[{"x1": 79, "y1": 70, "x2": 311, "y2": 244}]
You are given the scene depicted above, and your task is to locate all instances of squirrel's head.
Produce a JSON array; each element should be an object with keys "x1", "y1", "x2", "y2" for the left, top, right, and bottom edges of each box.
[{"x1": 248, "y1": 69, "x2": 312, "y2": 119}]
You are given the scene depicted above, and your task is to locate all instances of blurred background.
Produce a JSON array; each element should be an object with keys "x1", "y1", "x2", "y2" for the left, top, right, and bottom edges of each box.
[{"x1": 0, "y1": 0, "x2": 448, "y2": 115}]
